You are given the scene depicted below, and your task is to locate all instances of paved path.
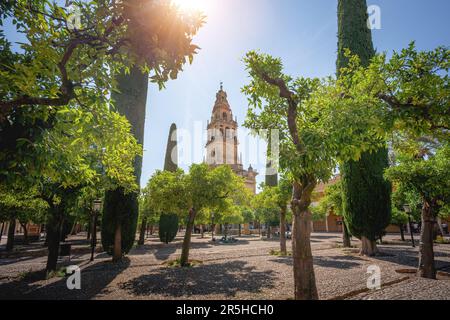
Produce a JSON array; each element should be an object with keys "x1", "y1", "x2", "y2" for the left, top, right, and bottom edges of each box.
[{"x1": 0, "y1": 233, "x2": 449, "y2": 300}]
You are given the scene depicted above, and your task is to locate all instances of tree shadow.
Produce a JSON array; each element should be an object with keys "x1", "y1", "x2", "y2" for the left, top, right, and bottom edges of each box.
[
  {"x1": 0, "y1": 255, "x2": 38, "y2": 266},
  {"x1": 0, "y1": 258, "x2": 131, "y2": 300},
  {"x1": 270, "y1": 255, "x2": 363, "y2": 270},
  {"x1": 119, "y1": 260, "x2": 276, "y2": 298},
  {"x1": 311, "y1": 234, "x2": 341, "y2": 240},
  {"x1": 130, "y1": 239, "x2": 251, "y2": 261},
  {"x1": 371, "y1": 246, "x2": 450, "y2": 270}
]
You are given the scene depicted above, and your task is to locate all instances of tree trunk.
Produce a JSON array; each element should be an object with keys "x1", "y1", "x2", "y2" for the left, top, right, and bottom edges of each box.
[
  {"x1": 46, "y1": 211, "x2": 63, "y2": 273},
  {"x1": 224, "y1": 223, "x2": 229, "y2": 240},
  {"x1": 0, "y1": 222, "x2": 5, "y2": 240},
  {"x1": 150, "y1": 225, "x2": 154, "y2": 236},
  {"x1": 292, "y1": 181, "x2": 319, "y2": 300},
  {"x1": 437, "y1": 217, "x2": 444, "y2": 236},
  {"x1": 201, "y1": 224, "x2": 204, "y2": 239},
  {"x1": 292, "y1": 209, "x2": 318, "y2": 300},
  {"x1": 113, "y1": 223, "x2": 122, "y2": 263},
  {"x1": 180, "y1": 208, "x2": 196, "y2": 266},
  {"x1": 87, "y1": 218, "x2": 91, "y2": 240},
  {"x1": 138, "y1": 217, "x2": 147, "y2": 245},
  {"x1": 280, "y1": 207, "x2": 287, "y2": 255},
  {"x1": 20, "y1": 222, "x2": 29, "y2": 245},
  {"x1": 342, "y1": 220, "x2": 351, "y2": 248},
  {"x1": 399, "y1": 225, "x2": 405, "y2": 241},
  {"x1": 267, "y1": 223, "x2": 271, "y2": 239},
  {"x1": 360, "y1": 236, "x2": 378, "y2": 256},
  {"x1": 418, "y1": 201, "x2": 436, "y2": 279},
  {"x1": 70, "y1": 222, "x2": 78, "y2": 235},
  {"x1": 6, "y1": 218, "x2": 16, "y2": 252},
  {"x1": 238, "y1": 224, "x2": 242, "y2": 237}
]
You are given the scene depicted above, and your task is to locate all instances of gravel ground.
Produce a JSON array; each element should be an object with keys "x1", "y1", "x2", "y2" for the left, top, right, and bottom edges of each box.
[
  {"x1": 0, "y1": 233, "x2": 449, "y2": 300},
  {"x1": 351, "y1": 277, "x2": 450, "y2": 300}
]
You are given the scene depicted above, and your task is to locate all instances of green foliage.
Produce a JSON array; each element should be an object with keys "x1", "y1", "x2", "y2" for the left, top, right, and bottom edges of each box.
[
  {"x1": 145, "y1": 164, "x2": 248, "y2": 227},
  {"x1": 159, "y1": 214, "x2": 179, "y2": 244},
  {"x1": 252, "y1": 177, "x2": 291, "y2": 226},
  {"x1": 390, "y1": 207, "x2": 409, "y2": 226},
  {"x1": 0, "y1": 184, "x2": 47, "y2": 223},
  {"x1": 391, "y1": 182, "x2": 422, "y2": 222},
  {"x1": 385, "y1": 145, "x2": 450, "y2": 217},
  {"x1": 336, "y1": 44, "x2": 449, "y2": 142},
  {"x1": 311, "y1": 180, "x2": 343, "y2": 220},
  {"x1": 252, "y1": 180, "x2": 290, "y2": 227},
  {"x1": 240, "y1": 207, "x2": 256, "y2": 224}
]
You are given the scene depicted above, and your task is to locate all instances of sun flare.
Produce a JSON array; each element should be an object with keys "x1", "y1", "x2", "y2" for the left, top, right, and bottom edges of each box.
[{"x1": 171, "y1": 0, "x2": 209, "y2": 12}]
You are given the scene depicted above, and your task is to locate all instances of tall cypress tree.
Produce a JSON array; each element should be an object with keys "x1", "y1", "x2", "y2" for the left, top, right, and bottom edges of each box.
[
  {"x1": 101, "y1": 66, "x2": 148, "y2": 259},
  {"x1": 337, "y1": 0, "x2": 391, "y2": 256},
  {"x1": 158, "y1": 123, "x2": 179, "y2": 244},
  {"x1": 102, "y1": 0, "x2": 150, "y2": 260}
]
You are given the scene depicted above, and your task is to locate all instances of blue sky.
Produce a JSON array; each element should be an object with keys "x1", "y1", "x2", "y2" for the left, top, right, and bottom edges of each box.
[{"x1": 3, "y1": 0, "x2": 450, "y2": 188}]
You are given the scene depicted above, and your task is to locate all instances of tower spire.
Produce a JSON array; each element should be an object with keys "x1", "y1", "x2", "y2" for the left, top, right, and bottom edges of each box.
[{"x1": 220, "y1": 81, "x2": 223, "y2": 91}]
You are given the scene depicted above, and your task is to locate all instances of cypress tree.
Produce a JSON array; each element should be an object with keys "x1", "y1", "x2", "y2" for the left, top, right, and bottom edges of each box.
[
  {"x1": 157, "y1": 123, "x2": 179, "y2": 243},
  {"x1": 337, "y1": 0, "x2": 391, "y2": 256},
  {"x1": 159, "y1": 214, "x2": 179, "y2": 244},
  {"x1": 101, "y1": 65, "x2": 148, "y2": 259}
]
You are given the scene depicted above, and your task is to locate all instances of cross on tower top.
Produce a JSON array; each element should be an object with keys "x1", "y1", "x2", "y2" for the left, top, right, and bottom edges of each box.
[{"x1": 220, "y1": 81, "x2": 223, "y2": 91}]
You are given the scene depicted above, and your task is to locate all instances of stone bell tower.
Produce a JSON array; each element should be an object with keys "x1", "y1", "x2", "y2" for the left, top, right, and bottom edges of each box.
[{"x1": 205, "y1": 83, "x2": 258, "y2": 194}]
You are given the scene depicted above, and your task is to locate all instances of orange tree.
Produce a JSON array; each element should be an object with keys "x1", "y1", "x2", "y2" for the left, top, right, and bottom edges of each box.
[
  {"x1": 146, "y1": 164, "x2": 247, "y2": 266},
  {"x1": 242, "y1": 51, "x2": 386, "y2": 300}
]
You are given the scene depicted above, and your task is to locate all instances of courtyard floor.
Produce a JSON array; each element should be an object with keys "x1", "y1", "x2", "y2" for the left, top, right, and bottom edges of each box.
[{"x1": 0, "y1": 233, "x2": 449, "y2": 300}]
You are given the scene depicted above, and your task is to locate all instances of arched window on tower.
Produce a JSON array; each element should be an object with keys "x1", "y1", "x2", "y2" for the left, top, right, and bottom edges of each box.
[{"x1": 223, "y1": 112, "x2": 227, "y2": 120}]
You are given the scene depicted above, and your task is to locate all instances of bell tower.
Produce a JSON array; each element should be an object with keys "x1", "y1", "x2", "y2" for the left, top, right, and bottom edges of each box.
[
  {"x1": 205, "y1": 84, "x2": 258, "y2": 194},
  {"x1": 206, "y1": 83, "x2": 239, "y2": 167}
]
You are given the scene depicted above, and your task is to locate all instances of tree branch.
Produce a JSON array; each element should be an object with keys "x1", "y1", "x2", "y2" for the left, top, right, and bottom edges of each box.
[
  {"x1": 259, "y1": 72, "x2": 305, "y2": 153},
  {"x1": 0, "y1": 13, "x2": 127, "y2": 119}
]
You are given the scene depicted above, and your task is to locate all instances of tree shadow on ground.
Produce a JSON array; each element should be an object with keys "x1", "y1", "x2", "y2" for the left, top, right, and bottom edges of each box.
[
  {"x1": 371, "y1": 246, "x2": 450, "y2": 271},
  {"x1": 119, "y1": 260, "x2": 276, "y2": 298},
  {"x1": 311, "y1": 234, "x2": 341, "y2": 240},
  {"x1": 0, "y1": 258, "x2": 131, "y2": 300},
  {"x1": 0, "y1": 255, "x2": 38, "y2": 266},
  {"x1": 131, "y1": 239, "x2": 251, "y2": 261},
  {"x1": 270, "y1": 255, "x2": 363, "y2": 270}
]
